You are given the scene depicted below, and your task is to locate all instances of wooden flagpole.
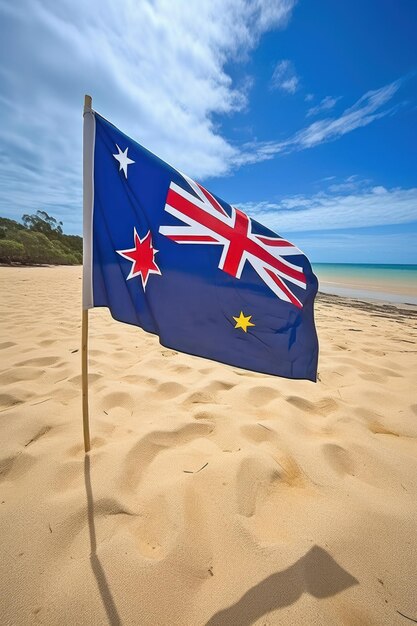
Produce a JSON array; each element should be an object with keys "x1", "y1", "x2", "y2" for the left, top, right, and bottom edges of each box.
[
  {"x1": 82, "y1": 308, "x2": 90, "y2": 452},
  {"x1": 82, "y1": 94, "x2": 92, "y2": 453}
]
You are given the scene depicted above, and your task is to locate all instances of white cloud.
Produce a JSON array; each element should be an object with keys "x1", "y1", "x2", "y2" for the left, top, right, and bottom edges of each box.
[
  {"x1": 270, "y1": 59, "x2": 299, "y2": 93},
  {"x1": 237, "y1": 185, "x2": 417, "y2": 232},
  {"x1": 235, "y1": 79, "x2": 403, "y2": 166},
  {"x1": 0, "y1": 0, "x2": 295, "y2": 230},
  {"x1": 306, "y1": 95, "x2": 341, "y2": 117},
  {"x1": 327, "y1": 175, "x2": 371, "y2": 193},
  {"x1": 0, "y1": 0, "x2": 409, "y2": 238}
]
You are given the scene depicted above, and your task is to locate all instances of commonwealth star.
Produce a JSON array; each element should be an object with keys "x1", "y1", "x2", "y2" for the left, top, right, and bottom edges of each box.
[
  {"x1": 233, "y1": 311, "x2": 255, "y2": 333},
  {"x1": 116, "y1": 228, "x2": 161, "y2": 289}
]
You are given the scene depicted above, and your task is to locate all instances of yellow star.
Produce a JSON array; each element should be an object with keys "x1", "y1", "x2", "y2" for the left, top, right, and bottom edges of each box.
[{"x1": 233, "y1": 311, "x2": 255, "y2": 333}]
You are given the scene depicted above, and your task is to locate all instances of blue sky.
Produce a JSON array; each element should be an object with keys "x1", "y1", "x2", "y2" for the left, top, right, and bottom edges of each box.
[{"x1": 0, "y1": 0, "x2": 416, "y2": 263}]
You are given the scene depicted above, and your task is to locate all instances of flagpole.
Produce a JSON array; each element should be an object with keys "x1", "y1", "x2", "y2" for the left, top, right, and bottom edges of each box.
[
  {"x1": 82, "y1": 94, "x2": 93, "y2": 453},
  {"x1": 82, "y1": 308, "x2": 90, "y2": 452}
]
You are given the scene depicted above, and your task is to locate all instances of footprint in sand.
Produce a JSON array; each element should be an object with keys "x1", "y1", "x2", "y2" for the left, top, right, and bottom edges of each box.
[
  {"x1": 37, "y1": 339, "x2": 57, "y2": 347},
  {"x1": 122, "y1": 374, "x2": 158, "y2": 387},
  {"x1": 235, "y1": 456, "x2": 282, "y2": 517},
  {"x1": 169, "y1": 364, "x2": 193, "y2": 375},
  {"x1": 368, "y1": 421, "x2": 399, "y2": 437},
  {"x1": 156, "y1": 381, "x2": 187, "y2": 399},
  {"x1": 0, "y1": 366, "x2": 47, "y2": 385},
  {"x1": 101, "y1": 390, "x2": 134, "y2": 410},
  {"x1": 206, "y1": 380, "x2": 235, "y2": 393},
  {"x1": 183, "y1": 380, "x2": 235, "y2": 407},
  {"x1": 234, "y1": 453, "x2": 311, "y2": 543},
  {"x1": 286, "y1": 396, "x2": 338, "y2": 416},
  {"x1": 15, "y1": 356, "x2": 61, "y2": 367},
  {"x1": 131, "y1": 483, "x2": 213, "y2": 570},
  {"x1": 192, "y1": 409, "x2": 224, "y2": 422},
  {"x1": 131, "y1": 493, "x2": 175, "y2": 560},
  {"x1": 121, "y1": 422, "x2": 215, "y2": 494},
  {"x1": 98, "y1": 390, "x2": 136, "y2": 420},
  {"x1": 321, "y1": 443, "x2": 355, "y2": 476},
  {"x1": 0, "y1": 341, "x2": 16, "y2": 350},
  {"x1": 183, "y1": 390, "x2": 216, "y2": 406},
  {"x1": 0, "y1": 452, "x2": 36, "y2": 483},
  {"x1": 0, "y1": 391, "x2": 31, "y2": 410},
  {"x1": 68, "y1": 373, "x2": 102, "y2": 386},
  {"x1": 246, "y1": 385, "x2": 280, "y2": 407},
  {"x1": 53, "y1": 497, "x2": 136, "y2": 554}
]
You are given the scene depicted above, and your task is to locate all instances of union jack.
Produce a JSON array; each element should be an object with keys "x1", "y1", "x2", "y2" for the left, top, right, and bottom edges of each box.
[{"x1": 159, "y1": 174, "x2": 307, "y2": 308}]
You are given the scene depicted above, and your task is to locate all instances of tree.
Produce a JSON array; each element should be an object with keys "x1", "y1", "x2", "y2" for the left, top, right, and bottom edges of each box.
[
  {"x1": 22, "y1": 210, "x2": 63, "y2": 235},
  {"x1": 0, "y1": 213, "x2": 82, "y2": 265}
]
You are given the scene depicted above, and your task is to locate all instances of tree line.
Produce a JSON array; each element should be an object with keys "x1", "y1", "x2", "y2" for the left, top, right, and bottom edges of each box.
[{"x1": 0, "y1": 211, "x2": 82, "y2": 265}]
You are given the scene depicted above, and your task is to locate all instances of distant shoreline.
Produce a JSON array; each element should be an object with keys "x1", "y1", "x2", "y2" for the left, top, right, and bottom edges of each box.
[
  {"x1": 316, "y1": 291, "x2": 417, "y2": 315},
  {"x1": 313, "y1": 262, "x2": 417, "y2": 268},
  {"x1": 1, "y1": 264, "x2": 416, "y2": 310}
]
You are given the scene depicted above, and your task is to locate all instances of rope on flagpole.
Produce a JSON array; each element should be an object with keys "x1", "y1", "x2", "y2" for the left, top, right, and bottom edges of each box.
[{"x1": 82, "y1": 94, "x2": 93, "y2": 453}]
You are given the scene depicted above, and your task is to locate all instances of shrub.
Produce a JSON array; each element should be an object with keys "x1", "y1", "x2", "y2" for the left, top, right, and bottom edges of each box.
[{"x1": 0, "y1": 239, "x2": 25, "y2": 263}]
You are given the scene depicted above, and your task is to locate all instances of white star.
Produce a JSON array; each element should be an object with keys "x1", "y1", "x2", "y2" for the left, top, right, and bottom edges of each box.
[{"x1": 113, "y1": 144, "x2": 135, "y2": 178}]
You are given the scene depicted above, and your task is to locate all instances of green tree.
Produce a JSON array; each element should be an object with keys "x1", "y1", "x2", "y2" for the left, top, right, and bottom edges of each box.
[
  {"x1": 0, "y1": 217, "x2": 25, "y2": 240},
  {"x1": 22, "y1": 210, "x2": 63, "y2": 235},
  {"x1": 0, "y1": 213, "x2": 82, "y2": 265}
]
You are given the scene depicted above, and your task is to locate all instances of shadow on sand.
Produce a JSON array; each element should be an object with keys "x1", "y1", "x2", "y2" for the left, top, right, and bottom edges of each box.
[
  {"x1": 206, "y1": 545, "x2": 358, "y2": 626},
  {"x1": 84, "y1": 454, "x2": 122, "y2": 626},
  {"x1": 84, "y1": 455, "x2": 357, "y2": 626}
]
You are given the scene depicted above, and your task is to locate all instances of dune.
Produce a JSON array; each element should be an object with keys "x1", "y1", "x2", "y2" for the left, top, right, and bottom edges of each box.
[{"x1": 0, "y1": 265, "x2": 416, "y2": 625}]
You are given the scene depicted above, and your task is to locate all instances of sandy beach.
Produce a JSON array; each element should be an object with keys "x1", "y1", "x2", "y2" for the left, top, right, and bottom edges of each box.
[{"x1": 0, "y1": 265, "x2": 416, "y2": 625}]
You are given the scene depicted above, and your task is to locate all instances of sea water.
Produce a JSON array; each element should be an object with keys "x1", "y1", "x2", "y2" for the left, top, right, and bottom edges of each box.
[{"x1": 312, "y1": 263, "x2": 417, "y2": 304}]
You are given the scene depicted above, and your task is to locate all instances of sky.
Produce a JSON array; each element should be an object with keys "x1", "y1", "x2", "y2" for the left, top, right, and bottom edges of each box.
[{"x1": 0, "y1": 0, "x2": 416, "y2": 263}]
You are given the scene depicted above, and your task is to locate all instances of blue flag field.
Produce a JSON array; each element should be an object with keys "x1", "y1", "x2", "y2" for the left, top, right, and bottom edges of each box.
[{"x1": 83, "y1": 109, "x2": 319, "y2": 381}]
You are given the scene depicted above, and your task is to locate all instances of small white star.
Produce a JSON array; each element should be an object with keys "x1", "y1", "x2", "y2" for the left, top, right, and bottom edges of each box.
[{"x1": 113, "y1": 144, "x2": 135, "y2": 178}]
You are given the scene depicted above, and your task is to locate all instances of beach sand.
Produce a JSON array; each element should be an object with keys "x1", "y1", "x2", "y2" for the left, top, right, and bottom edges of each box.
[{"x1": 0, "y1": 265, "x2": 416, "y2": 625}]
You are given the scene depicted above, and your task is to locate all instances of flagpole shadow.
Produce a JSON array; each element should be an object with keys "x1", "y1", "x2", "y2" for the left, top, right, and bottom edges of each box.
[
  {"x1": 206, "y1": 545, "x2": 358, "y2": 626},
  {"x1": 84, "y1": 454, "x2": 122, "y2": 626}
]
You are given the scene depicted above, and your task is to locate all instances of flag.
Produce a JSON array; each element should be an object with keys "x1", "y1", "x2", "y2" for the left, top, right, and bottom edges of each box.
[{"x1": 83, "y1": 111, "x2": 319, "y2": 381}]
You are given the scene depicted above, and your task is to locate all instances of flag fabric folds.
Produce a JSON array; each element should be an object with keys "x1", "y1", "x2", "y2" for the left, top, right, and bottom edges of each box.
[{"x1": 83, "y1": 111, "x2": 319, "y2": 381}]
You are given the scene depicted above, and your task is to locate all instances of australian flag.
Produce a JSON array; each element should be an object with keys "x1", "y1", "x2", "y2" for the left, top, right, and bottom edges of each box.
[{"x1": 83, "y1": 111, "x2": 319, "y2": 381}]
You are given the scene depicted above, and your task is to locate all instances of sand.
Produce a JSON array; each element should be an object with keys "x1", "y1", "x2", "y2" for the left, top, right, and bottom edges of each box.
[{"x1": 0, "y1": 265, "x2": 416, "y2": 626}]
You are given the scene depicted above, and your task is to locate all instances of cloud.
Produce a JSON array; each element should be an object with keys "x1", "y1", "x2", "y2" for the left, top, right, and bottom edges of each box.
[
  {"x1": 306, "y1": 95, "x2": 341, "y2": 117},
  {"x1": 235, "y1": 79, "x2": 403, "y2": 166},
  {"x1": 0, "y1": 0, "x2": 295, "y2": 230},
  {"x1": 270, "y1": 60, "x2": 299, "y2": 93},
  {"x1": 327, "y1": 175, "x2": 371, "y2": 193},
  {"x1": 237, "y1": 185, "x2": 417, "y2": 232}
]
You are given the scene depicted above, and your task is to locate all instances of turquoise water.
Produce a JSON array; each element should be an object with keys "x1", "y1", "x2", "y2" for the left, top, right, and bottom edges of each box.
[{"x1": 312, "y1": 263, "x2": 417, "y2": 304}]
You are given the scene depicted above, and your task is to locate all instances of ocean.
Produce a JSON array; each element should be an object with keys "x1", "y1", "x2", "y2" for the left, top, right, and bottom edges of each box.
[{"x1": 312, "y1": 263, "x2": 417, "y2": 305}]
